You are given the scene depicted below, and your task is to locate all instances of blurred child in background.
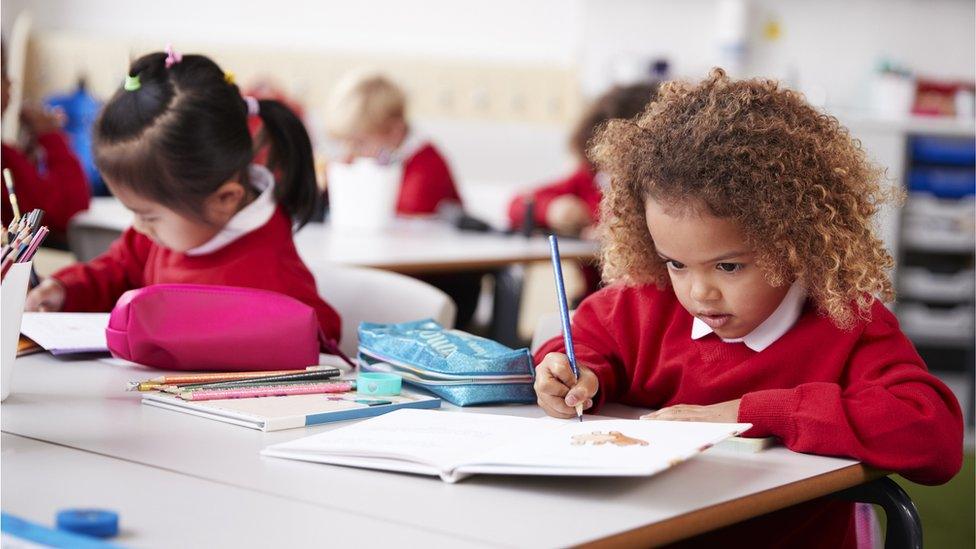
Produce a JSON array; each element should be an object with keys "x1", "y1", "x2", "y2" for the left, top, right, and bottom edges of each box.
[
  {"x1": 509, "y1": 82, "x2": 658, "y2": 297},
  {"x1": 324, "y1": 71, "x2": 480, "y2": 327},
  {"x1": 1, "y1": 40, "x2": 89, "y2": 246},
  {"x1": 325, "y1": 71, "x2": 462, "y2": 215},
  {"x1": 507, "y1": 82, "x2": 658, "y2": 238}
]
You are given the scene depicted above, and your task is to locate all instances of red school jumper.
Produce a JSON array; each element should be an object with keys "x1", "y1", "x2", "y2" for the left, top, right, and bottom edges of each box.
[
  {"x1": 508, "y1": 163, "x2": 604, "y2": 295},
  {"x1": 397, "y1": 143, "x2": 462, "y2": 215},
  {"x1": 535, "y1": 284, "x2": 963, "y2": 548},
  {"x1": 1, "y1": 132, "x2": 90, "y2": 236},
  {"x1": 507, "y1": 163, "x2": 602, "y2": 230},
  {"x1": 52, "y1": 208, "x2": 341, "y2": 343}
]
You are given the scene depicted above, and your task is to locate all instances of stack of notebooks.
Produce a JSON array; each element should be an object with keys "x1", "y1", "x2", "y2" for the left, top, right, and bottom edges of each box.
[{"x1": 133, "y1": 368, "x2": 440, "y2": 432}]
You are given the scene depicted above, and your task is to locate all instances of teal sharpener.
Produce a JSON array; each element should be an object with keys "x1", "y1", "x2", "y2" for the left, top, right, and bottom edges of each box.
[{"x1": 356, "y1": 372, "x2": 402, "y2": 396}]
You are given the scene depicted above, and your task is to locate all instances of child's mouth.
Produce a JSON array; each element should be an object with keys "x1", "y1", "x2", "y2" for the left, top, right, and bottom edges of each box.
[{"x1": 698, "y1": 313, "x2": 732, "y2": 329}]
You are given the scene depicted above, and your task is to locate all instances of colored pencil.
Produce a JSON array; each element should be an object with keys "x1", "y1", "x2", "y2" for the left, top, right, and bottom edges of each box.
[
  {"x1": 126, "y1": 366, "x2": 336, "y2": 391},
  {"x1": 19, "y1": 226, "x2": 48, "y2": 262},
  {"x1": 548, "y1": 235, "x2": 583, "y2": 422},
  {"x1": 162, "y1": 378, "x2": 334, "y2": 395},
  {"x1": 162, "y1": 369, "x2": 342, "y2": 393},
  {"x1": 179, "y1": 380, "x2": 356, "y2": 401},
  {"x1": 3, "y1": 169, "x2": 20, "y2": 221},
  {"x1": 0, "y1": 208, "x2": 47, "y2": 282},
  {"x1": 164, "y1": 378, "x2": 347, "y2": 395}
]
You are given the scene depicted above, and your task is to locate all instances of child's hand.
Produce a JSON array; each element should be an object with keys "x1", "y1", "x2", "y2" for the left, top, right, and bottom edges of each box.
[
  {"x1": 641, "y1": 399, "x2": 741, "y2": 423},
  {"x1": 546, "y1": 196, "x2": 592, "y2": 236},
  {"x1": 534, "y1": 352, "x2": 599, "y2": 419},
  {"x1": 19, "y1": 103, "x2": 65, "y2": 136},
  {"x1": 24, "y1": 279, "x2": 66, "y2": 312}
]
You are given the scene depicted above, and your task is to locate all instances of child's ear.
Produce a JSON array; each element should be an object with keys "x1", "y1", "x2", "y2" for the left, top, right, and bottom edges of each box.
[{"x1": 206, "y1": 181, "x2": 247, "y2": 222}]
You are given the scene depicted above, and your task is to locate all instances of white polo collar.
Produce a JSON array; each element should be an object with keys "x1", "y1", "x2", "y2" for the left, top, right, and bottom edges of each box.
[
  {"x1": 186, "y1": 164, "x2": 277, "y2": 256},
  {"x1": 691, "y1": 283, "x2": 807, "y2": 352}
]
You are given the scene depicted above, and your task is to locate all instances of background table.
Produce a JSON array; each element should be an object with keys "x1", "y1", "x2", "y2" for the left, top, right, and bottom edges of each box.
[{"x1": 68, "y1": 197, "x2": 599, "y2": 273}]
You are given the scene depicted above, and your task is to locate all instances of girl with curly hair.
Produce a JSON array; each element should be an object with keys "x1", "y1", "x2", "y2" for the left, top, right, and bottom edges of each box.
[{"x1": 534, "y1": 69, "x2": 962, "y2": 548}]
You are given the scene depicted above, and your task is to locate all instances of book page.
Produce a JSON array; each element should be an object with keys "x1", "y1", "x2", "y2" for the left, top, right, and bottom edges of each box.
[
  {"x1": 20, "y1": 313, "x2": 110, "y2": 354},
  {"x1": 462, "y1": 419, "x2": 751, "y2": 476},
  {"x1": 262, "y1": 409, "x2": 543, "y2": 472}
]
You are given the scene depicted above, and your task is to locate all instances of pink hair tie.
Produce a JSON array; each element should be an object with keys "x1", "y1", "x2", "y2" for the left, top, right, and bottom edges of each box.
[
  {"x1": 244, "y1": 96, "x2": 260, "y2": 116},
  {"x1": 164, "y1": 43, "x2": 183, "y2": 68}
]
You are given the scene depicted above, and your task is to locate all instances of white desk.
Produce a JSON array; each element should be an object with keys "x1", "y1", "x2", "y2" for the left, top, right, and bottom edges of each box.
[
  {"x1": 70, "y1": 197, "x2": 599, "y2": 274},
  {"x1": 1, "y1": 433, "x2": 482, "y2": 548},
  {"x1": 1, "y1": 353, "x2": 871, "y2": 547}
]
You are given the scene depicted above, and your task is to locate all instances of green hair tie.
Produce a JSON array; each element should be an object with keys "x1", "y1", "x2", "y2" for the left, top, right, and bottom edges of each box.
[{"x1": 123, "y1": 74, "x2": 141, "y2": 91}]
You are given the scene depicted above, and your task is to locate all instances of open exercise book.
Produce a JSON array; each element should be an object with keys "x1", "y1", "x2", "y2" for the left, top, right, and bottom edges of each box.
[
  {"x1": 20, "y1": 313, "x2": 110, "y2": 355},
  {"x1": 262, "y1": 409, "x2": 751, "y2": 483}
]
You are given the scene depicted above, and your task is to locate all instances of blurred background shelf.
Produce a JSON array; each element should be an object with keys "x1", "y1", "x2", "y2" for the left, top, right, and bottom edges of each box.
[
  {"x1": 896, "y1": 130, "x2": 974, "y2": 429},
  {"x1": 851, "y1": 115, "x2": 975, "y2": 432}
]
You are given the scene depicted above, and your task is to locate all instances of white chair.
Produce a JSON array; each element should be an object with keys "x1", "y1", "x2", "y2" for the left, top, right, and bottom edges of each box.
[
  {"x1": 313, "y1": 265, "x2": 457, "y2": 357},
  {"x1": 67, "y1": 217, "x2": 123, "y2": 262},
  {"x1": 530, "y1": 310, "x2": 573, "y2": 354}
]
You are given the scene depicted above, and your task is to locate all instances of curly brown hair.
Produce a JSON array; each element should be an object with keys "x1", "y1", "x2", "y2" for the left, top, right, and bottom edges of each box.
[{"x1": 590, "y1": 68, "x2": 899, "y2": 328}]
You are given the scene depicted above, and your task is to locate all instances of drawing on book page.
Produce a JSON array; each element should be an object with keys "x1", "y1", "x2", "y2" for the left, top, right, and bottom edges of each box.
[{"x1": 571, "y1": 431, "x2": 649, "y2": 447}]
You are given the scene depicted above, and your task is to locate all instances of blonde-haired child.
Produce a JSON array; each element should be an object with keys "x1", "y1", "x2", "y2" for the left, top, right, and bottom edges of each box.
[
  {"x1": 533, "y1": 69, "x2": 962, "y2": 548},
  {"x1": 324, "y1": 71, "x2": 461, "y2": 215},
  {"x1": 324, "y1": 71, "x2": 480, "y2": 326}
]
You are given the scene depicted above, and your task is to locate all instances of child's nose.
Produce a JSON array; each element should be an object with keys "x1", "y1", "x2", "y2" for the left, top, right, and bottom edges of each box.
[{"x1": 690, "y1": 277, "x2": 720, "y2": 302}]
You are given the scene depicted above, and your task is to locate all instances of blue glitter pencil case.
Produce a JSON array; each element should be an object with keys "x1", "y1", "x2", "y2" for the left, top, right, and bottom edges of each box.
[{"x1": 357, "y1": 319, "x2": 536, "y2": 406}]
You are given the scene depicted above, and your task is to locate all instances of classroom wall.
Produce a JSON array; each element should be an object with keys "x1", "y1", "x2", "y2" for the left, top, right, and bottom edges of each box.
[
  {"x1": 6, "y1": 0, "x2": 972, "y2": 111},
  {"x1": 3, "y1": 0, "x2": 973, "y2": 222},
  {"x1": 1, "y1": 0, "x2": 586, "y2": 223},
  {"x1": 580, "y1": 0, "x2": 976, "y2": 109},
  {"x1": 0, "y1": 0, "x2": 583, "y2": 65}
]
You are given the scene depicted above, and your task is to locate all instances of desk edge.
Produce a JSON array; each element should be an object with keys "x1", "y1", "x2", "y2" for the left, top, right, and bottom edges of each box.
[{"x1": 579, "y1": 463, "x2": 882, "y2": 548}]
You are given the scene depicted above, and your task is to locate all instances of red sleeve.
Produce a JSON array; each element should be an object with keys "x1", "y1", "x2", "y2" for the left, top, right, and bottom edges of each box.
[
  {"x1": 533, "y1": 285, "x2": 655, "y2": 410},
  {"x1": 0, "y1": 133, "x2": 90, "y2": 233},
  {"x1": 397, "y1": 145, "x2": 462, "y2": 215},
  {"x1": 508, "y1": 165, "x2": 600, "y2": 229},
  {"x1": 52, "y1": 228, "x2": 151, "y2": 312},
  {"x1": 738, "y1": 302, "x2": 964, "y2": 485}
]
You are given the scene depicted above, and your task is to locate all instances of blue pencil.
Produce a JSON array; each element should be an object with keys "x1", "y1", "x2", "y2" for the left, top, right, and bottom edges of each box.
[{"x1": 548, "y1": 235, "x2": 583, "y2": 422}]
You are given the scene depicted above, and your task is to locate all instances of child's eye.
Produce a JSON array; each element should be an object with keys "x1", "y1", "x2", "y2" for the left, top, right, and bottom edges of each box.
[
  {"x1": 665, "y1": 260, "x2": 686, "y2": 270},
  {"x1": 716, "y1": 263, "x2": 743, "y2": 273}
]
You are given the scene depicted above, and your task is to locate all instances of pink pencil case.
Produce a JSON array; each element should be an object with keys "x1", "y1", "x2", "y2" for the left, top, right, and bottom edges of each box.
[{"x1": 107, "y1": 284, "x2": 330, "y2": 371}]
